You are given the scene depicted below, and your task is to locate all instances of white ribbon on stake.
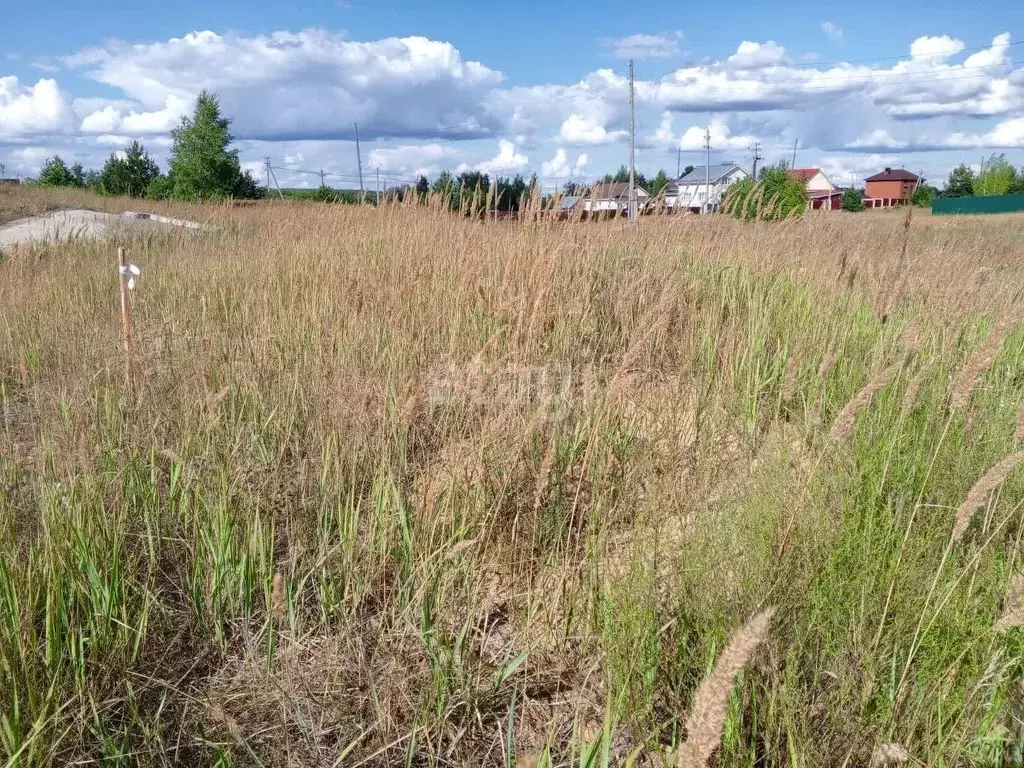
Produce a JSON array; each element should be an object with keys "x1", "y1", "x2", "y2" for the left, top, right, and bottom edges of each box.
[{"x1": 119, "y1": 263, "x2": 141, "y2": 290}]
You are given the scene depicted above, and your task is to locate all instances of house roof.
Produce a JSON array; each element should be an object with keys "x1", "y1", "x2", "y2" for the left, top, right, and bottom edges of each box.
[
  {"x1": 789, "y1": 168, "x2": 820, "y2": 181},
  {"x1": 674, "y1": 163, "x2": 746, "y2": 187},
  {"x1": 865, "y1": 167, "x2": 919, "y2": 182},
  {"x1": 588, "y1": 182, "x2": 650, "y2": 200},
  {"x1": 559, "y1": 195, "x2": 582, "y2": 211}
]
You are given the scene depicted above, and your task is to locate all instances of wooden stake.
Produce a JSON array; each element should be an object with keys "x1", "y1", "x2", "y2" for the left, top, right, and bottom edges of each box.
[{"x1": 117, "y1": 247, "x2": 134, "y2": 388}]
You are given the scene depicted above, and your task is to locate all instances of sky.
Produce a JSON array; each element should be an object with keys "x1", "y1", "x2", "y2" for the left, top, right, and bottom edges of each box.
[{"x1": 2, "y1": 0, "x2": 1023, "y2": 191}]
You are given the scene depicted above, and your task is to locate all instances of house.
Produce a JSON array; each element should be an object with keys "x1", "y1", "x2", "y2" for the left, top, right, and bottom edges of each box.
[
  {"x1": 864, "y1": 168, "x2": 920, "y2": 208},
  {"x1": 790, "y1": 168, "x2": 842, "y2": 210},
  {"x1": 582, "y1": 182, "x2": 650, "y2": 214},
  {"x1": 665, "y1": 163, "x2": 749, "y2": 213}
]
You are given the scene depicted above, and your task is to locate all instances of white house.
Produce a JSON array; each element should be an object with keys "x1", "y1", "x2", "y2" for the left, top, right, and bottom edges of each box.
[
  {"x1": 582, "y1": 182, "x2": 651, "y2": 213},
  {"x1": 665, "y1": 163, "x2": 749, "y2": 213},
  {"x1": 790, "y1": 168, "x2": 842, "y2": 210}
]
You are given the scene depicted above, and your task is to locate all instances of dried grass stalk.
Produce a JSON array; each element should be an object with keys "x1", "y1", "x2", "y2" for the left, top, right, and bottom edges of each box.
[
  {"x1": 782, "y1": 356, "x2": 798, "y2": 401},
  {"x1": 900, "y1": 368, "x2": 925, "y2": 419},
  {"x1": 1015, "y1": 402, "x2": 1024, "y2": 444},
  {"x1": 674, "y1": 608, "x2": 775, "y2": 768},
  {"x1": 952, "y1": 451, "x2": 1024, "y2": 542},
  {"x1": 828, "y1": 363, "x2": 900, "y2": 442},
  {"x1": 870, "y1": 742, "x2": 911, "y2": 767},
  {"x1": 950, "y1": 318, "x2": 1015, "y2": 411},
  {"x1": 995, "y1": 571, "x2": 1024, "y2": 632}
]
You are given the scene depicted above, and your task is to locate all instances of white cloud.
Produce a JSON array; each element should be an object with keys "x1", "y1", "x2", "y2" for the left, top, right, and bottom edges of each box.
[
  {"x1": 909, "y1": 35, "x2": 964, "y2": 61},
  {"x1": 647, "y1": 113, "x2": 755, "y2": 151},
  {"x1": 727, "y1": 41, "x2": 788, "y2": 69},
  {"x1": 369, "y1": 142, "x2": 457, "y2": 176},
  {"x1": 941, "y1": 117, "x2": 1024, "y2": 149},
  {"x1": 541, "y1": 148, "x2": 590, "y2": 177},
  {"x1": 821, "y1": 22, "x2": 843, "y2": 42},
  {"x1": 559, "y1": 114, "x2": 627, "y2": 145},
  {"x1": 0, "y1": 77, "x2": 74, "y2": 138},
  {"x1": 472, "y1": 139, "x2": 528, "y2": 174},
  {"x1": 64, "y1": 29, "x2": 503, "y2": 142},
  {"x1": 846, "y1": 129, "x2": 908, "y2": 150},
  {"x1": 602, "y1": 33, "x2": 681, "y2": 60}
]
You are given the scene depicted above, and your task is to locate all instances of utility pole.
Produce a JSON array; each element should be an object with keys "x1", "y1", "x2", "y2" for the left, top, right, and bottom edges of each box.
[
  {"x1": 750, "y1": 141, "x2": 762, "y2": 180},
  {"x1": 627, "y1": 58, "x2": 637, "y2": 227},
  {"x1": 676, "y1": 144, "x2": 682, "y2": 178},
  {"x1": 791, "y1": 138, "x2": 799, "y2": 169},
  {"x1": 0, "y1": 163, "x2": 5, "y2": 179},
  {"x1": 319, "y1": 169, "x2": 326, "y2": 188},
  {"x1": 264, "y1": 157, "x2": 271, "y2": 193},
  {"x1": 703, "y1": 126, "x2": 711, "y2": 214},
  {"x1": 376, "y1": 168, "x2": 380, "y2": 205},
  {"x1": 267, "y1": 164, "x2": 284, "y2": 200},
  {"x1": 354, "y1": 122, "x2": 365, "y2": 204}
]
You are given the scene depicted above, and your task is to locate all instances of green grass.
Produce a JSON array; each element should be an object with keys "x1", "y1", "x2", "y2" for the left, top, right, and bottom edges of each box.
[{"x1": 1, "y1": 198, "x2": 1023, "y2": 765}]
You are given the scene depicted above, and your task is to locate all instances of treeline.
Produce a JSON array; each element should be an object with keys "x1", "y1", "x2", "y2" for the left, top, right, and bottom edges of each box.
[
  {"x1": 943, "y1": 154, "x2": 1024, "y2": 198},
  {"x1": 27, "y1": 91, "x2": 264, "y2": 202}
]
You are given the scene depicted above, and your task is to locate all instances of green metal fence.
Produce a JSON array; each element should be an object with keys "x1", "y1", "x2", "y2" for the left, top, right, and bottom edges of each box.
[{"x1": 932, "y1": 193, "x2": 1024, "y2": 215}]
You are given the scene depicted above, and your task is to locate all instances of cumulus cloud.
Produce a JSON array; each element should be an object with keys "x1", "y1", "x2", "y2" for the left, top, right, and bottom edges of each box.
[
  {"x1": 64, "y1": 29, "x2": 503, "y2": 142},
  {"x1": 369, "y1": 143, "x2": 457, "y2": 176},
  {"x1": 646, "y1": 113, "x2": 755, "y2": 150},
  {"x1": 602, "y1": 33, "x2": 681, "y2": 60},
  {"x1": 559, "y1": 114, "x2": 628, "y2": 145},
  {"x1": 727, "y1": 41, "x2": 788, "y2": 69},
  {"x1": 909, "y1": 35, "x2": 964, "y2": 61},
  {"x1": 821, "y1": 22, "x2": 842, "y2": 41},
  {"x1": 0, "y1": 77, "x2": 74, "y2": 138},
  {"x1": 540, "y1": 148, "x2": 589, "y2": 177},
  {"x1": 462, "y1": 139, "x2": 528, "y2": 174}
]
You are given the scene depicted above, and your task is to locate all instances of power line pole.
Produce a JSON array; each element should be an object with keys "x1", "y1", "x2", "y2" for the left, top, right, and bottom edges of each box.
[
  {"x1": 627, "y1": 58, "x2": 637, "y2": 227},
  {"x1": 375, "y1": 168, "x2": 380, "y2": 205},
  {"x1": 264, "y1": 157, "x2": 271, "y2": 193},
  {"x1": 703, "y1": 126, "x2": 711, "y2": 214},
  {"x1": 791, "y1": 138, "x2": 799, "y2": 169},
  {"x1": 267, "y1": 165, "x2": 284, "y2": 200},
  {"x1": 750, "y1": 141, "x2": 762, "y2": 180},
  {"x1": 319, "y1": 169, "x2": 326, "y2": 188},
  {"x1": 0, "y1": 163, "x2": 5, "y2": 179},
  {"x1": 354, "y1": 122, "x2": 365, "y2": 204},
  {"x1": 676, "y1": 143, "x2": 681, "y2": 178}
]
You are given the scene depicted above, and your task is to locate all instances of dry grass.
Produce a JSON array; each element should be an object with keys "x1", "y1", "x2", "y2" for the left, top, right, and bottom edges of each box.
[{"x1": 3, "y1": 186, "x2": 1024, "y2": 766}]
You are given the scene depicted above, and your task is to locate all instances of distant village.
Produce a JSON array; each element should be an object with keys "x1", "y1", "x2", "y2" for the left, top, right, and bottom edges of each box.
[{"x1": 560, "y1": 164, "x2": 923, "y2": 215}]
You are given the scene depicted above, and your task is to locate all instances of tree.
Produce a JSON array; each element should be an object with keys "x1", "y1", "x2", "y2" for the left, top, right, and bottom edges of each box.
[
  {"x1": 38, "y1": 155, "x2": 81, "y2": 188},
  {"x1": 648, "y1": 169, "x2": 671, "y2": 197},
  {"x1": 682, "y1": 164, "x2": 694, "y2": 177},
  {"x1": 168, "y1": 90, "x2": 248, "y2": 200},
  {"x1": 841, "y1": 187, "x2": 865, "y2": 212},
  {"x1": 943, "y1": 164, "x2": 975, "y2": 198},
  {"x1": 974, "y1": 154, "x2": 1016, "y2": 196},
  {"x1": 600, "y1": 164, "x2": 648, "y2": 190},
  {"x1": 99, "y1": 141, "x2": 160, "y2": 197},
  {"x1": 415, "y1": 175, "x2": 429, "y2": 201},
  {"x1": 1011, "y1": 170, "x2": 1024, "y2": 195},
  {"x1": 725, "y1": 162, "x2": 807, "y2": 221},
  {"x1": 146, "y1": 175, "x2": 174, "y2": 200},
  {"x1": 911, "y1": 184, "x2": 938, "y2": 207}
]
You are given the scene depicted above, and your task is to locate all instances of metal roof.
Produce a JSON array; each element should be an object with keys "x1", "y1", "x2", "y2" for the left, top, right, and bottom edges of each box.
[{"x1": 672, "y1": 163, "x2": 746, "y2": 187}]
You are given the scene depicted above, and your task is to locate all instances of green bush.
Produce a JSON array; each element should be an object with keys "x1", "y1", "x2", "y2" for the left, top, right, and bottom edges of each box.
[
  {"x1": 725, "y1": 162, "x2": 807, "y2": 221},
  {"x1": 146, "y1": 175, "x2": 174, "y2": 200},
  {"x1": 911, "y1": 185, "x2": 937, "y2": 208},
  {"x1": 841, "y1": 187, "x2": 865, "y2": 212}
]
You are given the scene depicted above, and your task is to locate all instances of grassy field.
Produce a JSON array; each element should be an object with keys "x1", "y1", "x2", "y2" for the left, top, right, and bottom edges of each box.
[{"x1": 2, "y1": 185, "x2": 1024, "y2": 766}]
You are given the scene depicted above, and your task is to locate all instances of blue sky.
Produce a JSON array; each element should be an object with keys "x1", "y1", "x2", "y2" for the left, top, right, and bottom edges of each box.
[{"x1": 2, "y1": 0, "x2": 1023, "y2": 189}]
